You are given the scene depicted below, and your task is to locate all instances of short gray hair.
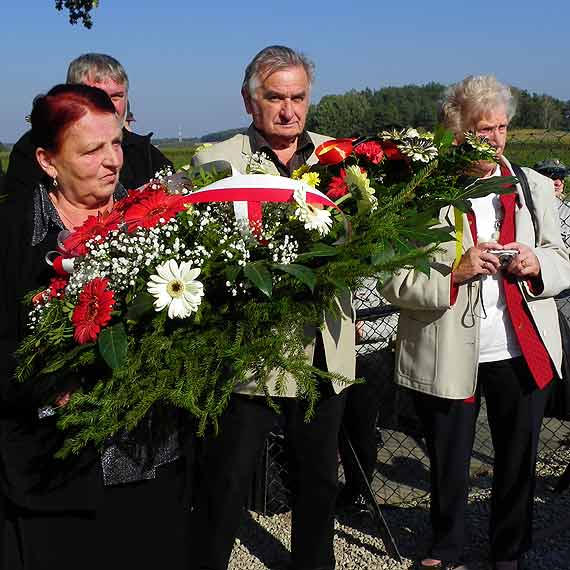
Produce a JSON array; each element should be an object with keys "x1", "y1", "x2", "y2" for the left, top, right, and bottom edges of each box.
[
  {"x1": 66, "y1": 53, "x2": 129, "y2": 91},
  {"x1": 440, "y1": 75, "x2": 517, "y2": 137},
  {"x1": 242, "y1": 45, "x2": 314, "y2": 97}
]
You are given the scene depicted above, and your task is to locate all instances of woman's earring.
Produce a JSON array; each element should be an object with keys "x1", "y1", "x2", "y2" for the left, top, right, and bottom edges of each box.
[{"x1": 52, "y1": 177, "x2": 58, "y2": 188}]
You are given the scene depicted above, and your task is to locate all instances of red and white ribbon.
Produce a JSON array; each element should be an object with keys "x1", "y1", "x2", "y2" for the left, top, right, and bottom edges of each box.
[{"x1": 180, "y1": 174, "x2": 342, "y2": 237}]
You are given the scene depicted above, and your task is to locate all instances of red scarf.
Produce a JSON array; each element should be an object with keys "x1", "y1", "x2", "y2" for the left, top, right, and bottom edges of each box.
[{"x1": 498, "y1": 163, "x2": 554, "y2": 389}]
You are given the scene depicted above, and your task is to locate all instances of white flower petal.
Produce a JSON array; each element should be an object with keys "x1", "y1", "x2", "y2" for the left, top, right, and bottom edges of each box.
[{"x1": 147, "y1": 258, "x2": 204, "y2": 319}]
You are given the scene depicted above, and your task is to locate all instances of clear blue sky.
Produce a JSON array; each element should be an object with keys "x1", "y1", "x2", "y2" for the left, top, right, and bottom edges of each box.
[{"x1": 1, "y1": 0, "x2": 567, "y2": 143}]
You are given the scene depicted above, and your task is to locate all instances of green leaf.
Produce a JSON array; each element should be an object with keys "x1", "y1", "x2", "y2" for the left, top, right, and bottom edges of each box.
[
  {"x1": 39, "y1": 344, "x2": 90, "y2": 375},
  {"x1": 415, "y1": 257, "x2": 432, "y2": 276},
  {"x1": 273, "y1": 264, "x2": 316, "y2": 292},
  {"x1": 126, "y1": 293, "x2": 155, "y2": 321},
  {"x1": 98, "y1": 323, "x2": 128, "y2": 369},
  {"x1": 243, "y1": 262, "x2": 272, "y2": 298},
  {"x1": 451, "y1": 198, "x2": 472, "y2": 213},
  {"x1": 433, "y1": 125, "x2": 455, "y2": 149},
  {"x1": 224, "y1": 265, "x2": 242, "y2": 283},
  {"x1": 371, "y1": 245, "x2": 395, "y2": 266},
  {"x1": 399, "y1": 226, "x2": 453, "y2": 244},
  {"x1": 375, "y1": 271, "x2": 394, "y2": 290},
  {"x1": 461, "y1": 176, "x2": 518, "y2": 201},
  {"x1": 296, "y1": 242, "x2": 338, "y2": 260},
  {"x1": 325, "y1": 276, "x2": 350, "y2": 296}
]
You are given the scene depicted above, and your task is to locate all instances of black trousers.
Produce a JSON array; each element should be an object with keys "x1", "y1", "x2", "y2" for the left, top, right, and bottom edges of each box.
[
  {"x1": 4, "y1": 459, "x2": 189, "y2": 570},
  {"x1": 190, "y1": 390, "x2": 347, "y2": 570},
  {"x1": 338, "y1": 352, "x2": 384, "y2": 495},
  {"x1": 413, "y1": 357, "x2": 550, "y2": 563}
]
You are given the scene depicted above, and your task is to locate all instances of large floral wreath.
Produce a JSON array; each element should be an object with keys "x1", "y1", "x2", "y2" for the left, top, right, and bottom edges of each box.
[{"x1": 16, "y1": 128, "x2": 512, "y2": 456}]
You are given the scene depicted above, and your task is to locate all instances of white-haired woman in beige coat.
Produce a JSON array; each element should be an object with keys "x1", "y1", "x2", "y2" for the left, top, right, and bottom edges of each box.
[{"x1": 383, "y1": 75, "x2": 570, "y2": 570}]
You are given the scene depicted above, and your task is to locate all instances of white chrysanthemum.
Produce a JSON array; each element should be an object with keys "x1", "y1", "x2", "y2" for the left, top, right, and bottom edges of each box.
[
  {"x1": 344, "y1": 165, "x2": 378, "y2": 209},
  {"x1": 380, "y1": 127, "x2": 433, "y2": 142},
  {"x1": 379, "y1": 128, "x2": 420, "y2": 141},
  {"x1": 293, "y1": 186, "x2": 333, "y2": 236},
  {"x1": 147, "y1": 259, "x2": 204, "y2": 319},
  {"x1": 464, "y1": 131, "x2": 498, "y2": 160},
  {"x1": 398, "y1": 138, "x2": 438, "y2": 163}
]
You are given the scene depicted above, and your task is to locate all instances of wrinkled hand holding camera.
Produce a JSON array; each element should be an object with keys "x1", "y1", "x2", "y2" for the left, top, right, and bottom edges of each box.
[{"x1": 488, "y1": 248, "x2": 519, "y2": 266}]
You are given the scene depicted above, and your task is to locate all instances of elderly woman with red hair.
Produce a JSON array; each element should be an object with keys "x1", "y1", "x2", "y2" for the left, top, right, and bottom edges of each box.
[{"x1": 0, "y1": 84, "x2": 188, "y2": 569}]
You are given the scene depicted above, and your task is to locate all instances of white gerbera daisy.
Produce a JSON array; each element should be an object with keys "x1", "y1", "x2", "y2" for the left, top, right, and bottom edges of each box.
[
  {"x1": 147, "y1": 259, "x2": 204, "y2": 319},
  {"x1": 293, "y1": 186, "x2": 333, "y2": 237}
]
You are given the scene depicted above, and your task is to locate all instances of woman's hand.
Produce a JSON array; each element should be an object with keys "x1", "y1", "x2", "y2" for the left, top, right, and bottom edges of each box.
[
  {"x1": 54, "y1": 391, "x2": 72, "y2": 408},
  {"x1": 501, "y1": 242, "x2": 541, "y2": 279},
  {"x1": 453, "y1": 242, "x2": 502, "y2": 284}
]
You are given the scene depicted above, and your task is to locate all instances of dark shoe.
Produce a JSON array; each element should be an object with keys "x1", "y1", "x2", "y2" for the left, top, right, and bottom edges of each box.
[
  {"x1": 418, "y1": 561, "x2": 469, "y2": 570},
  {"x1": 493, "y1": 561, "x2": 519, "y2": 570},
  {"x1": 336, "y1": 491, "x2": 371, "y2": 516}
]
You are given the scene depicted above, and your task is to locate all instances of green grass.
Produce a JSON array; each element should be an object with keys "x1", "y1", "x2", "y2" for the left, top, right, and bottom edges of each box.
[
  {"x1": 1, "y1": 147, "x2": 199, "y2": 174},
  {"x1": 0, "y1": 151, "x2": 9, "y2": 172},
  {"x1": 3, "y1": 131, "x2": 569, "y2": 175},
  {"x1": 160, "y1": 145, "x2": 199, "y2": 170}
]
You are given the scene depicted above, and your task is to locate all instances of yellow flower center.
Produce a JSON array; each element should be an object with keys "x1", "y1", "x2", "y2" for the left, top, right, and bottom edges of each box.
[{"x1": 167, "y1": 279, "x2": 185, "y2": 298}]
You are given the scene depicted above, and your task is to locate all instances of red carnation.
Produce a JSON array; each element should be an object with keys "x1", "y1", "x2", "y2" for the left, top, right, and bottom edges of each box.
[
  {"x1": 48, "y1": 276, "x2": 69, "y2": 300},
  {"x1": 327, "y1": 169, "x2": 349, "y2": 199},
  {"x1": 72, "y1": 277, "x2": 115, "y2": 344},
  {"x1": 124, "y1": 189, "x2": 189, "y2": 232},
  {"x1": 63, "y1": 210, "x2": 122, "y2": 256},
  {"x1": 355, "y1": 141, "x2": 384, "y2": 164},
  {"x1": 380, "y1": 141, "x2": 405, "y2": 161}
]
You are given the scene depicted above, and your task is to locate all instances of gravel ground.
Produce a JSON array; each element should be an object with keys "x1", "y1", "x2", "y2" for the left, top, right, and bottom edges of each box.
[{"x1": 228, "y1": 449, "x2": 570, "y2": 569}]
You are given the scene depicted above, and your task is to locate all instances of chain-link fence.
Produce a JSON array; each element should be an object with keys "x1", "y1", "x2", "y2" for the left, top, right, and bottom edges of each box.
[{"x1": 248, "y1": 130, "x2": 570, "y2": 518}]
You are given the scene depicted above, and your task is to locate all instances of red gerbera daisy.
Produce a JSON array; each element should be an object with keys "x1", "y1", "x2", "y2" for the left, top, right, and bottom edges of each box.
[
  {"x1": 327, "y1": 168, "x2": 349, "y2": 200},
  {"x1": 114, "y1": 184, "x2": 166, "y2": 213},
  {"x1": 72, "y1": 277, "x2": 115, "y2": 344},
  {"x1": 63, "y1": 210, "x2": 122, "y2": 256},
  {"x1": 355, "y1": 141, "x2": 384, "y2": 164},
  {"x1": 124, "y1": 189, "x2": 189, "y2": 232}
]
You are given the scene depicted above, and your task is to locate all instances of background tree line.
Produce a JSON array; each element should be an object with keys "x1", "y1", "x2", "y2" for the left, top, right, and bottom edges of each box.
[{"x1": 306, "y1": 83, "x2": 570, "y2": 137}]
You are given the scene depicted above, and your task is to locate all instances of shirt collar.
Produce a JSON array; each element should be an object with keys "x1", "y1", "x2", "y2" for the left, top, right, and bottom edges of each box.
[
  {"x1": 248, "y1": 124, "x2": 313, "y2": 155},
  {"x1": 247, "y1": 125, "x2": 315, "y2": 177}
]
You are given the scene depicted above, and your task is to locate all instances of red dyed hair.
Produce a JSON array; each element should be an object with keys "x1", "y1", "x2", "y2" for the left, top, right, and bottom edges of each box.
[{"x1": 30, "y1": 83, "x2": 117, "y2": 152}]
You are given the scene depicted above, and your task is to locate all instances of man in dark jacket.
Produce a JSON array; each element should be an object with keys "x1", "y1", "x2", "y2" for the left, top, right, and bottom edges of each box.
[{"x1": 5, "y1": 53, "x2": 172, "y2": 194}]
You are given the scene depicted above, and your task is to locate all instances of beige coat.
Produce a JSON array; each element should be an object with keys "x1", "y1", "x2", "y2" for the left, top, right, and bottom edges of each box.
[
  {"x1": 192, "y1": 131, "x2": 330, "y2": 175},
  {"x1": 193, "y1": 131, "x2": 355, "y2": 397},
  {"x1": 382, "y1": 159, "x2": 570, "y2": 399}
]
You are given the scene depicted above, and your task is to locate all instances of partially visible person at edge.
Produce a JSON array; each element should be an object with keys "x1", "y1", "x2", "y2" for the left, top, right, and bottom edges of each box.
[
  {"x1": 5, "y1": 53, "x2": 172, "y2": 195},
  {"x1": 190, "y1": 45, "x2": 355, "y2": 570},
  {"x1": 533, "y1": 158, "x2": 567, "y2": 198},
  {"x1": 0, "y1": 161, "x2": 5, "y2": 194},
  {"x1": 534, "y1": 159, "x2": 570, "y2": 244},
  {"x1": 382, "y1": 75, "x2": 570, "y2": 570},
  {"x1": 0, "y1": 84, "x2": 188, "y2": 570}
]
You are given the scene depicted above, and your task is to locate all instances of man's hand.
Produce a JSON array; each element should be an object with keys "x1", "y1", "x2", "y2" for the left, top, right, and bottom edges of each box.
[
  {"x1": 453, "y1": 242, "x2": 502, "y2": 284},
  {"x1": 355, "y1": 320, "x2": 364, "y2": 343}
]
